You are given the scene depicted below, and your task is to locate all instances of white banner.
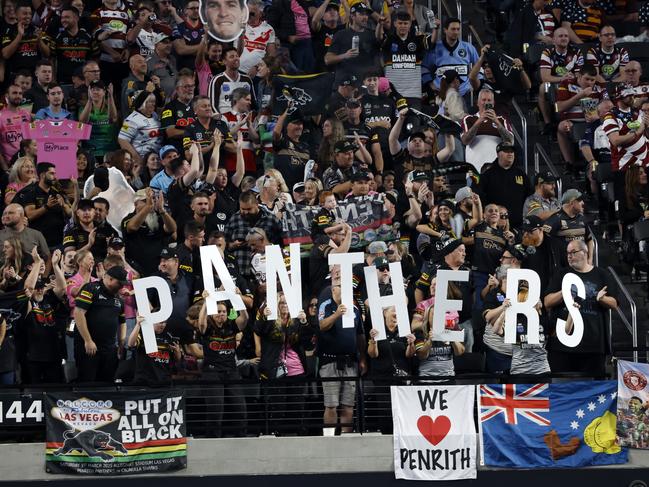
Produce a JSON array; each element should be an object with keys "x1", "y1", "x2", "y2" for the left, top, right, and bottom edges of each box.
[{"x1": 391, "y1": 385, "x2": 477, "y2": 481}]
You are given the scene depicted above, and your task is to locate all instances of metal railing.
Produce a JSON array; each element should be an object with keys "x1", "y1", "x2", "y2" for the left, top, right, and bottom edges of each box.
[
  {"x1": 534, "y1": 142, "x2": 563, "y2": 201},
  {"x1": 511, "y1": 99, "x2": 528, "y2": 173},
  {"x1": 590, "y1": 229, "x2": 599, "y2": 267},
  {"x1": 608, "y1": 266, "x2": 638, "y2": 363}
]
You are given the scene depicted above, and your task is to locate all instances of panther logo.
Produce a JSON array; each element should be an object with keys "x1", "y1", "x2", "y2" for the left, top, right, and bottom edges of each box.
[
  {"x1": 0, "y1": 308, "x2": 22, "y2": 332},
  {"x1": 53, "y1": 429, "x2": 128, "y2": 462},
  {"x1": 498, "y1": 57, "x2": 514, "y2": 77},
  {"x1": 277, "y1": 87, "x2": 312, "y2": 114}
]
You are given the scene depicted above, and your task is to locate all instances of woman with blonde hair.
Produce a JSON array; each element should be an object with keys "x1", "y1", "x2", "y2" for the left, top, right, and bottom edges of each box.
[
  {"x1": 5, "y1": 157, "x2": 36, "y2": 204},
  {"x1": 264, "y1": 168, "x2": 291, "y2": 194},
  {"x1": 0, "y1": 237, "x2": 26, "y2": 291}
]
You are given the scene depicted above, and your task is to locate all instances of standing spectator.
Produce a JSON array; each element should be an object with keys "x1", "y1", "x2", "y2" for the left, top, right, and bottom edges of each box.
[
  {"x1": 73, "y1": 265, "x2": 128, "y2": 382},
  {"x1": 147, "y1": 34, "x2": 178, "y2": 100},
  {"x1": 25, "y1": 61, "x2": 55, "y2": 113},
  {"x1": 21, "y1": 163, "x2": 72, "y2": 249},
  {"x1": 324, "y1": 3, "x2": 380, "y2": 87},
  {"x1": 208, "y1": 47, "x2": 257, "y2": 115},
  {"x1": 482, "y1": 266, "x2": 517, "y2": 374},
  {"x1": 171, "y1": 0, "x2": 205, "y2": 71},
  {"x1": 0, "y1": 204, "x2": 49, "y2": 263},
  {"x1": 0, "y1": 85, "x2": 32, "y2": 170},
  {"x1": 546, "y1": 188, "x2": 593, "y2": 267},
  {"x1": 460, "y1": 89, "x2": 514, "y2": 172},
  {"x1": 523, "y1": 171, "x2": 561, "y2": 221},
  {"x1": 309, "y1": 222, "x2": 352, "y2": 295},
  {"x1": 538, "y1": 27, "x2": 584, "y2": 134},
  {"x1": 118, "y1": 91, "x2": 164, "y2": 164},
  {"x1": 126, "y1": 6, "x2": 161, "y2": 61},
  {"x1": 182, "y1": 96, "x2": 233, "y2": 167},
  {"x1": 311, "y1": 0, "x2": 343, "y2": 72},
  {"x1": 378, "y1": 10, "x2": 432, "y2": 102},
  {"x1": 266, "y1": 0, "x2": 312, "y2": 72},
  {"x1": 34, "y1": 84, "x2": 73, "y2": 121},
  {"x1": 560, "y1": 0, "x2": 607, "y2": 44},
  {"x1": 317, "y1": 283, "x2": 366, "y2": 434},
  {"x1": 120, "y1": 54, "x2": 165, "y2": 118},
  {"x1": 161, "y1": 72, "x2": 196, "y2": 154},
  {"x1": 78, "y1": 80, "x2": 119, "y2": 159},
  {"x1": 272, "y1": 110, "x2": 314, "y2": 191},
  {"x1": 128, "y1": 317, "x2": 181, "y2": 384},
  {"x1": 224, "y1": 191, "x2": 283, "y2": 280},
  {"x1": 543, "y1": 239, "x2": 617, "y2": 377},
  {"x1": 121, "y1": 188, "x2": 177, "y2": 275},
  {"x1": 478, "y1": 143, "x2": 532, "y2": 227},
  {"x1": 154, "y1": 0, "x2": 182, "y2": 29},
  {"x1": 91, "y1": 0, "x2": 131, "y2": 94},
  {"x1": 43, "y1": 6, "x2": 98, "y2": 86},
  {"x1": 1, "y1": 1, "x2": 46, "y2": 75},
  {"x1": 238, "y1": 0, "x2": 276, "y2": 77},
  {"x1": 221, "y1": 88, "x2": 259, "y2": 174},
  {"x1": 586, "y1": 25, "x2": 628, "y2": 83},
  {"x1": 422, "y1": 17, "x2": 479, "y2": 96}
]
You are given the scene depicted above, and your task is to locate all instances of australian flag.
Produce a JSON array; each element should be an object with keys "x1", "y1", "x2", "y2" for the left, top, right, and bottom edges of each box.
[
  {"x1": 271, "y1": 72, "x2": 335, "y2": 117},
  {"x1": 479, "y1": 381, "x2": 628, "y2": 468}
]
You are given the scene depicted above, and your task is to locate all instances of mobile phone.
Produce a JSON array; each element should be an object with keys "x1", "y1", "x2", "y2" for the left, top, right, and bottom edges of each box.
[{"x1": 485, "y1": 103, "x2": 494, "y2": 110}]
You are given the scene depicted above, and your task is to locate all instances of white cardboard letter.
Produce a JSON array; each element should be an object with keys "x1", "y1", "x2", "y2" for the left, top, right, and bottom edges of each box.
[
  {"x1": 504, "y1": 268, "x2": 541, "y2": 344},
  {"x1": 431, "y1": 269, "x2": 467, "y2": 342},
  {"x1": 199, "y1": 245, "x2": 246, "y2": 315},
  {"x1": 133, "y1": 276, "x2": 173, "y2": 354},
  {"x1": 328, "y1": 252, "x2": 364, "y2": 327},
  {"x1": 364, "y1": 262, "x2": 410, "y2": 340},
  {"x1": 266, "y1": 243, "x2": 302, "y2": 320},
  {"x1": 556, "y1": 272, "x2": 585, "y2": 348}
]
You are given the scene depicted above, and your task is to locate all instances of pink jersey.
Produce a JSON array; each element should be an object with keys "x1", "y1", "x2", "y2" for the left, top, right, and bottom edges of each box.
[
  {"x1": 22, "y1": 120, "x2": 91, "y2": 179},
  {"x1": 0, "y1": 108, "x2": 32, "y2": 161},
  {"x1": 66, "y1": 272, "x2": 98, "y2": 315}
]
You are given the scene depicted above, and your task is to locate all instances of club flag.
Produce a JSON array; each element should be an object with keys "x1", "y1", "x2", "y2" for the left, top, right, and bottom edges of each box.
[
  {"x1": 271, "y1": 72, "x2": 335, "y2": 116},
  {"x1": 391, "y1": 385, "x2": 477, "y2": 480},
  {"x1": 479, "y1": 381, "x2": 628, "y2": 468},
  {"x1": 617, "y1": 359, "x2": 649, "y2": 448},
  {"x1": 485, "y1": 48, "x2": 527, "y2": 95}
]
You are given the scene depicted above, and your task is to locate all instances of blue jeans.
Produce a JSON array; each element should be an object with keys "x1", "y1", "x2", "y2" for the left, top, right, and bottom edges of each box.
[
  {"x1": 485, "y1": 347, "x2": 511, "y2": 374},
  {"x1": 473, "y1": 271, "x2": 489, "y2": 311},
  {"x1": 0, "y1": 371, "x2": 15, "y2": 385}
]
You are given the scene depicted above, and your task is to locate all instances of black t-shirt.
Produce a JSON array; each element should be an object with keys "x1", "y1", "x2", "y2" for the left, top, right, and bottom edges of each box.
[
  {"x1": 361, "y1": 93, "x2": 395, "y2": 154},
  {"x1": 120, "y1": 211, "x2": 171, "y2": 275},
  {"x1": 545, "y1": 210, "x2": 591, "y2": 268},
  {"x1": 328, "y1": 27, "x2": 380, "y2": 86},
  {"x1": 272, "y1": 136, "x2": 312, "y2": 190},
  {"x1": 213, "y1": 182, "x2": 240, "y2": 227},
  {"x1": 201, "y1": 320, "x2": 238, "y2": 371},
  {"x1": 161, "y1": 98, "x2": 196, "y2": 153},
  {"x1": 48, "y1": 27, "x2": 97, "y2": 83},
  {"x1": 75, "y1": 281, "x2": 125, "y2": 349},
  {"x1": 370, "y1": 328, "x2": 410, "y2": 377},
  {"x1": 1, "y1": 24, "x2": 40, "y2": 73},
  {"x1": 309, "y1": 239, "x2": 334, "y2": 297},
  {"x1": 478, "y1": 164, "x2": 532, "y2": 228},
  {"x1": 18, "y1": 183, "x2": 67, "y2": 248},
  {"x1": 521, "y1": 238, "x2": 552, "y2": 291},
  {"x1": 62, "y1": 221, "x2": 118, "y2": 260},
  {"x1": 324, "y1": 91, "x2": 349, "y2": 122},
  {"x1": 545, "y1": 266, "x2": 616, "y2": 355},
  {"x1": 416, "y1": 262, "x2": 473, "y2": 323},
  {"x1": 313, "y1": 23, "x2": 344, "y2": 72},
  {"x1": 133, "y1": 330, "x2": 177, "y2": 384},
  {"x1": 183, "y1": 118, "x2": 231, "y2": 167},
  {"x1": 253, "y1": 318, "x2": 306, "y2": 378},
  {"x1": 472, "y1": 222, "x2": 506, "y2": 274},
  {"x1": 24, "y1": 295, "x2": 64, "y2": 362}
]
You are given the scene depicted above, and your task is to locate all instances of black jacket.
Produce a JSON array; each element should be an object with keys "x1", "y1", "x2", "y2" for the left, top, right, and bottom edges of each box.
[{"x1": 266, "y1": 0, "x2": 313, "y2": 43}]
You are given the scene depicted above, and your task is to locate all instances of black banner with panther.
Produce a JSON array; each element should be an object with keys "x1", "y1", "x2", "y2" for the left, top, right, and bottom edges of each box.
[
  {"x1": 45, "y1": 391, "x2": 186, "y2": 475},
  {"x1": 271, "y1": 72, "x2": 335, "y2": 116}
]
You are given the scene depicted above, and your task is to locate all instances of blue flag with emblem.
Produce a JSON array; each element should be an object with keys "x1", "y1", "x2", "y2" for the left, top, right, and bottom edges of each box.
[{"x1": 479, "y1": 381, "x2": 628, "y2": 468}]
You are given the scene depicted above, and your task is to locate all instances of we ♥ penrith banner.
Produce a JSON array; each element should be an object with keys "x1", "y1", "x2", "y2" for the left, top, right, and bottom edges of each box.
[{"x1": 391, "y1": 385, "x2": 477, "y2": 481}]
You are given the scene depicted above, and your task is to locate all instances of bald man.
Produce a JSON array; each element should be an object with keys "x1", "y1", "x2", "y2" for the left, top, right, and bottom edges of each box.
[
  {"x1": 0, "y1": 204, "x2": 50, "y2": 265},
  {"x1": 120, "y1": 53, "x2": 165, "y2": 118}
]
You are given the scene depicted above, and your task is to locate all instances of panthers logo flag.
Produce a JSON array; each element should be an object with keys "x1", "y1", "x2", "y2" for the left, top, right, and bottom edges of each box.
[
  {"x1": 479, "y1": 381, "x2": 628, "y2": 468},
  {"x1": 485, "y1": 47, "x2": 527, "y2": 96},
  {"x1": 271, "y1": 72, "x2": 335, "y2": 116}
]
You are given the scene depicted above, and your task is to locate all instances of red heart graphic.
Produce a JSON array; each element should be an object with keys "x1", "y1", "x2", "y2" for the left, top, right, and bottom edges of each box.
[{"x1": 417, "y1": 415, "x2": 451, "y2": 446}]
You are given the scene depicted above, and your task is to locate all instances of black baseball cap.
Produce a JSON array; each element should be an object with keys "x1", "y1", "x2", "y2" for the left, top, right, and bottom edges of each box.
[
  {"x1": 408, "y1": 132, "x2": 426, "y2": 143},
  {"x1": 106, "y1": 265, "x2": 128, "y2": 285},
  {"x1": 350, "y1": 2, "x2": 372, "y2": 14},
  {"x1": 346, "y1": 98, "x2": 361, "y2": 109},
  {"x1": 534, "y1": 171, "x2": 557, "y2": 185},
  {"x1": 520, "y1": 215, "x2": 544, "y2": 231},
  {"x1": 109, "y1": 237, "x2": 125, "y2": 248},
  {"x1": 351, "y1": 171, "x2": 371, "y2": 182},
  {"x1": 160, "y1": 246, "x2": 179, "y2": 259},
  {"x1": 89, "y1": 80, "x2": 106, "y2": 90},
  {"x1": 326, "y1": 1, "x2": 340, "y2": 10},
  {"x1": 77, "y1": 198, "x2": 94, "y2": 210},
  {"x1": 339, "y1": 73, "x2": 358, "y2": 87},
  {"x1": 410, "y1": 169, "x2": 429, "y2": 182},
  {"x1": 374, "y1": 256, "x2": 390, "y2": 269},
  {"x1": 334, "y1": 140, "x2": 356, "y2": 153},
  {"x1": 496, "y1": 142, "x2": 515, "y2": 152},
  {"x1": 286, "y1": 111, "x2": 305, "y2": 124}
]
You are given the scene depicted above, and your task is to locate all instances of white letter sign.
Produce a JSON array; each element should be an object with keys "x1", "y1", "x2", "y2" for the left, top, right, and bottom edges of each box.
[{"x1": 133, "y1": 276, "x2": 173, "y2": 354}]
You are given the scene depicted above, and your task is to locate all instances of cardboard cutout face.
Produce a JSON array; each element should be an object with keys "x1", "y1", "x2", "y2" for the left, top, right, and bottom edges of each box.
[{"x1": 200, "y1": 0, "x2": 249, "y2": 43}]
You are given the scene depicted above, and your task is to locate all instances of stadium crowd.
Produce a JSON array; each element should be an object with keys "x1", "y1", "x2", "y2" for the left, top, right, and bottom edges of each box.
[{"x1": 0, "y1": 0, "x2": 647, "y2": 435}]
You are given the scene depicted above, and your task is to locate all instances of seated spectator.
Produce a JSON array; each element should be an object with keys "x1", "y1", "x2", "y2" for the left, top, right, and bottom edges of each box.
[
  {"x1": 506, "y1": 0, "x2": 558, "y2": 56},
  {"x1": 118, "y1": 91, "x2": 164, "y2": 165},
  {"x1": 120, "y1": 54, "x2": 165, "y2": 118},
  {"x1": 555, "y1": 63, "x2": 605, "y2": 170},
  {"x1": 460, "y1": 89, "x2": 514, "y2": 172},
  {"x1": 586, "y1": 25, "x2": 628, "y2": 83}
]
